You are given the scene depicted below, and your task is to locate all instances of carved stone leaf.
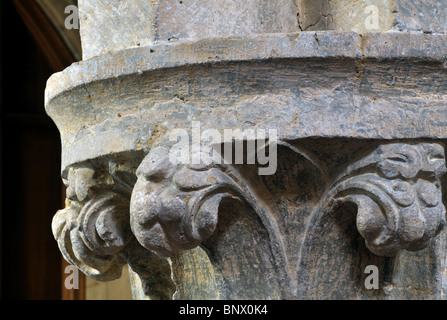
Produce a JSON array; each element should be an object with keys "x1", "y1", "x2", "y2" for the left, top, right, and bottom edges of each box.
[
  {"x1": 78, "y1": 192, "x2": 130, "y2": 256},
  {"x1": 130, "y1": 147, "x2": 243, "y2": 257},
  {"x1": 328, "y1": 143, "x2": 446, "y2": 257},
  {"x1": 52, "y1": 166, "x2": 131, "y2": 281},
  {"x1": 53, "y1": 202, "x2": 125, "y2": 281}
]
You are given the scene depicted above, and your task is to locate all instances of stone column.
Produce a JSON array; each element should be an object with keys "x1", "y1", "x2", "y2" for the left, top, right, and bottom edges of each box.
[{"x1": 46, "y1": 0, "x2": 447, "y2": 299}]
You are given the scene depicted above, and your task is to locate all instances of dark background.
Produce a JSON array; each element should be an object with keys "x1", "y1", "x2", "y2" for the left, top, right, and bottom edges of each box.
[{"x1": 1, "y1": 0, "x2": 71, "y2": 299}]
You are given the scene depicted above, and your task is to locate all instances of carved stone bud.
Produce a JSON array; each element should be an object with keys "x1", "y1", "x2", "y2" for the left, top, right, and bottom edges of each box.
[
  {"x1": 130, "y1": 147, "x2": 242, "y2": 257},
  {"x1": 52, "y1": 166, "x2": 131, "y2": 281},
  {"x1": 329, "y1": 143, "x2": 446, "y2": 256}
]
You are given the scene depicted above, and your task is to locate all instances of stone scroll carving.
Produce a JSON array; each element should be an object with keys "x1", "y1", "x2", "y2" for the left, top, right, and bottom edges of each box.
[
  {"x1": 320, "y1": 143, "x2": 446, "y2": 257},
  {"x1": 52, "y1": 162, "x2": 135, "y2": 281},
  {"x1": 130, "y1": 142, "x2": 447, "y2": 261},
  {"x1": 130, "y1": 147, "x2": 247, "y2": 258},
  {"x1": 51, "y1": 141, "x2": 447, "y2": 299}
]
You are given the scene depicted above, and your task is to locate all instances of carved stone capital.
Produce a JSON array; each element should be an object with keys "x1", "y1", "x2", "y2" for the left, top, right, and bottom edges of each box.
[
  {"x1": 51, "y1": 140, "x2": 447, "y2": 299},
  {"x1": 46, "y1": 0, "x2": 447, "y2": 300},
  {"x1": 323, "y1": 143, "x2": 446, "y2": 257},
  {"x1": 52, "y1": 162, "x2": 133, "y2": 281}
]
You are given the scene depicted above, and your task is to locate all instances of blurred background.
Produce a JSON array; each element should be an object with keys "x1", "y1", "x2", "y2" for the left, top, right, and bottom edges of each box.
[{"x1": 1, "y1": 0, "x2": 131, "y2": 300}]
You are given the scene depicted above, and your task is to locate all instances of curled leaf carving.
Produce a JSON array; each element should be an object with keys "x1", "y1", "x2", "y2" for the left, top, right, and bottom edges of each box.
[
  {"x1": 327, "y1": 143, "x2": 446, "y2": 256},
  {"x1": 52, "y1": 166, "x2": 131, "y2": 281},
  {"x1": 130, "y1": 147, "x2": 242, "y2": 257}
]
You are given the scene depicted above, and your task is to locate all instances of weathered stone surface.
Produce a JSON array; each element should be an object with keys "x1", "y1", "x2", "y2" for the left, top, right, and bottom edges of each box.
[
  {"x1": 79, "y1": 1, "x2": 447, "y2": 60},
  {"x1": 47, "y1": 0, "x2": 447, "y2": 300},
  {"x1": 321, "y1": 143, "x2": 446, "y2": 257},
  {"x1": 79, "y1": 0, "x2": 299, "y2": 60},
  {"x1": 298, "y1": 0, "x2": 447, "y2": 33},
  {"x1": 395, "y1": 0, "x2": 447, "y2": 34},
  {"x1": 298, "y1": 0, "x2": 396, "y2": 32},
  {"x1": 78, "y1": 0, "x2": 156, "y2": 60},
  {"x1": 46, "y1": 31, "x2": 447, "y2": 171}
]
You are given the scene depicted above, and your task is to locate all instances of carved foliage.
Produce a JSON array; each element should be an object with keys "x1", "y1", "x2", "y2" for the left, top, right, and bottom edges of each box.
[
  {"x1": 52, "y1": 140, "x2": 447, "y2": 290},
  {"x1": 52, "y1": 163, "x2": 133, "y2": 281},
  {"x1": 131, "y1": 142, "x2": 446, "y2": 260},
  {"x1": 326, "y1": 143, "x2": 446, "y2": 257},
  {"x1": 130, "y1": 147, "x2": 244, "y2": 257}
]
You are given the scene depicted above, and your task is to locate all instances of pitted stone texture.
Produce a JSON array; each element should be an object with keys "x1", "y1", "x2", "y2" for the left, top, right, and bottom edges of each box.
[
  {"x1": 154, "y1": 0, "x2": 298, "y2": 43},
  {"x1": 395, "y1": 0, "x2": 447, "y2": 34},
  {"x1": 78, "y1": 0, "x2": 157, "y2": 60},
  {"x1": 328, "y1": 143, "x2": 447, "y2": 257},
  {"x1": 45, "y1": 32, "x2": 447, "y2": 172},
  {"x1": 78, "y1": 1, "x2": 447, "y2": 60},
  {"x1": 79, "y1": 0, "x2": 299, "y2": 60},
  {"x1": 298, "y1": 0, "x2": 396, "y2": 32},
  {"x1": 299, "y1": 0, "x2": 447, "y2": 33}
]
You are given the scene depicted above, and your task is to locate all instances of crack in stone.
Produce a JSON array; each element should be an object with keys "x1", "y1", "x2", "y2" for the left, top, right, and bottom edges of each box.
[{"x1": 298, "y1": 12, "x2": 334, "y2": 31}]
